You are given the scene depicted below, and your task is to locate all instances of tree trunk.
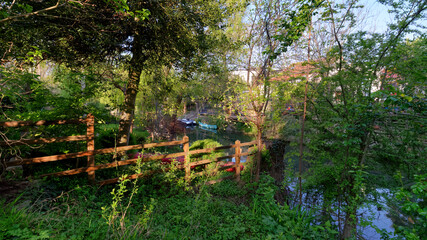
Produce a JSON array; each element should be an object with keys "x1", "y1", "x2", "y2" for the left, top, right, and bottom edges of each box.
[
  {"x1": 117, "y1": 63, "x2": 143, "y2": 146},
  {"x1": 343, "y1": 205, "x2": 357, "y2": 239},
  {"x1": 255, "y1": 114, "x2": 263, "y2": 182}
]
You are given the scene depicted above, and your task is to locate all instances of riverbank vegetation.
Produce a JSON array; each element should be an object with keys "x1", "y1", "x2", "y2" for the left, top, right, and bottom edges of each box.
[
  {"x1": 1, "y1": 171, "x2": 339, "y2": 239},
  {"x1": 1, "y1": 0, "x2": 426, "y2": 239}
]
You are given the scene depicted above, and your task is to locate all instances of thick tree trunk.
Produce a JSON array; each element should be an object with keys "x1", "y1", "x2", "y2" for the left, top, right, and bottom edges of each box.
[{"x1": 117, "y1": 63, "x2": 143, "y2": 147}]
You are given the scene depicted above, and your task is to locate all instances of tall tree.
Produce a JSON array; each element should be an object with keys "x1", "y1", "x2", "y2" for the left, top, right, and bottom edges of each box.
[
  {"x1": 235, "y1": 0, "x2": 322, "y2": 181},
  {"x1": 300, "y1": 0, "x2": 426, "y2": 238},
  {"x1": 1, "y1": 0, "x2": 244, "y2": 146}
]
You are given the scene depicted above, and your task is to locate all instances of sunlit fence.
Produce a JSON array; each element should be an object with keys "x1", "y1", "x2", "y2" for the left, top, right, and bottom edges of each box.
[{"x1": 1, "y1": 114, "x2": 257, "y2": 185}]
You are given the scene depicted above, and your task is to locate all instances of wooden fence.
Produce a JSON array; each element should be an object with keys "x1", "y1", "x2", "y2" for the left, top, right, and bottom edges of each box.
[{"x1": 1, "y1": 114, "x2": 257, "y2": 185}]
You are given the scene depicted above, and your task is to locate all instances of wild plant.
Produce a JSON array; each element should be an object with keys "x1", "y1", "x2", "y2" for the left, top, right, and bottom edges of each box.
[
  {"x1": 101, "y1": 156, "x2": 155, "y2": 239},
  {"x1": 0, "y1": 193, "x2": 50, "y2": 239}
]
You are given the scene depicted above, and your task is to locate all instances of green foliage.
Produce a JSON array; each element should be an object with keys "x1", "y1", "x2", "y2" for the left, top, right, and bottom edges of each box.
[
  {"x1": 129, "y1": 129, "x2": 150, "y2": 145},
  {"x1": 0, "y1": 194, "x2": 50, "y2": 239},
  {"x1": 2, "y1": 1, "x2": 426, "y2": 239},
  {"x1": 95, "y1": 124, "x2": 120, "y2": 149},
  {"x1": 249, "y1": 175, "x2": 338, "y2": 239},
  {"x1": 0, "y1": 65, "x2": 50, "y2": 121},
  {"x1": 208, "y1": 179, "x2": 248, "y2": 198},
  {"x1": 96, "y1": 124, "x2": 149, "y2": 149},
  {"x1": 285, "y1": 5, "x2": 427, "y2": 234},
  {"x1": 9, "y1": 184, "x2": 110, "y2": 239},
  {"x1": 235, "y1": 121, "x2": 254, "y2": 133},
  {"x1": 101, "y1": 157, "x2": 155, "y2": 239},
  {"x1": 261, "y1": 145, "x2": 272, "y2": 169},
  {"x1": 274, "y1": 0, "x2": 325, "y2": 57},
  {"x1": 189, "y1": 139, "x2": 224, "y2": 160},
  {"x1": 1, "y1": 172, "x2": 340, "y2": 240},
  {"x1": 0, "y1": 62, "x2": 115, "y2": 123},
  {"x1": 1, "y1": 0, "x2": 247, "y2": 145},
  {"x1": 392, "y1": 173, "x2": 427, "y2": 240}
]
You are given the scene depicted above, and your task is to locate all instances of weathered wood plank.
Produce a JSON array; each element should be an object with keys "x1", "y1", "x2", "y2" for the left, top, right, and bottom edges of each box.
[
  {"x1": 235, "y1": 140, "x2": 241, "y2": 181},
  {"x1": 41, "y1": 152, "x2": 245, "y2": 179},
  {"x1": 6, "y1": 140, "x2": 188, "y2": 167},
  {"x1": 93, "y1": 139, "x2": 187, "y2": 154},
  {"x1": 6, "y1": 151, "x2": 91, "y2": 166},
  {"x1": 2, "y1": 117, "x2": 255, "y2": 185},
  {"x1": 0, "y1": 119, "x2": 85, "y2": 128},
  {"x1": 189, "y1": 152, "x2": 246, "y2": 166},
  {"x1": 0, "y1": 135, "x2": 87, "y2": 146},
  {"x1": 40, "y1": 155, "x2": 186, "y2": 177},
  {"x1": 7, "y1": 147, "x2": 253, "y2": 168},
  {"x1": 86, "y1": 114, "x2": 95, "y2": 184},
  {"x1": 240, "y1": 140, "x2": 257, "y2": 147},
  {"x1": 189, "y1": 159, "x2": 213, "y2": 167},
  {"x1": 184, "y1": 136, "x2": 190, "y2": 182},
  {"x1": 241, "y1": 152, "x2": 254, "y2": 157}
]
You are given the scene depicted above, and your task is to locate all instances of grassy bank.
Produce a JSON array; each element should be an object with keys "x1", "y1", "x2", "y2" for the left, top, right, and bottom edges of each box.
[{"x1": 1, "y1": 173, "x2": 336, "y2": 240}]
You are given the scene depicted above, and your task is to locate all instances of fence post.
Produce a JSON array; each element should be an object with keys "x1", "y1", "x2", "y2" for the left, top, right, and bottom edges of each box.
[
  {"x1": 234, "y1": 140, "x2": 241, "y2": 182},
  {"x1": 86, "y1": 114, "x2": 95, "y2": 184},
  {"x1": 183, "y1": 136, "x2": 190, "y2": 182}
]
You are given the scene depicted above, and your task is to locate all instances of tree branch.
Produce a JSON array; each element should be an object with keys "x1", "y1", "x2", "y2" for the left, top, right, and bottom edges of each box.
[
  {"x1": 0, "y1": 0, "x2": 64, "y2": 23},
  {"x1": 374, "y1": 1, "x2": 427, "y2": 75}
]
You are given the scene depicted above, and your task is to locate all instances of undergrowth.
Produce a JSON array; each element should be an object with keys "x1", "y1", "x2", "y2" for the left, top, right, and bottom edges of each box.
[
  {"x1": 1, "y1": 173, "x2": 338, "y2": 240},
  {"x1": 1, "y1": 142, "x2": 337, "y2": 240}
]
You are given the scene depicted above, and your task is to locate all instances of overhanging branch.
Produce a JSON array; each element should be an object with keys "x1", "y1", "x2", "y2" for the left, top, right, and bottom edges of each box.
[{"x1": 0, "y1": 0, "x2": 64, "y2": 24}]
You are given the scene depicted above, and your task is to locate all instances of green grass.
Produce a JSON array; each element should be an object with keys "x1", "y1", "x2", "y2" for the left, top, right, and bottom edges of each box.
[
  {"x1": 0, "y1": 138, "x2": 336, "y2": 240},
  {"x1": 1, "y1": 173, "x2": 337, "y2": 240}
]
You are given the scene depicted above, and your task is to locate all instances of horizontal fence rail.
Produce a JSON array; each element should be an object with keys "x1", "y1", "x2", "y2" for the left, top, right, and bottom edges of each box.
[
  {"x1": 0, "y1": 135, "x2": 87, "y2": 146},
  {"x1": 0, "y1": 119, "x2": 86, "y2": 128},
  {"x1": 1, "y1": 115, "x2": 257, "y2": 185}
]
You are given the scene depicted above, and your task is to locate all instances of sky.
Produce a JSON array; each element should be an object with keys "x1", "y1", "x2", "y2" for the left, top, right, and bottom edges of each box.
[
  {"x1": 360, "y1": 0, "x2": 394, "y2": 33},
  {"x1": 360, "y1": 0, "x2": 426, "y2": 37}
]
